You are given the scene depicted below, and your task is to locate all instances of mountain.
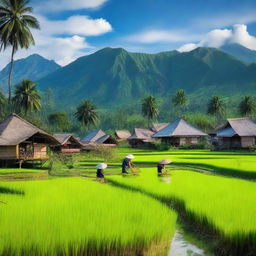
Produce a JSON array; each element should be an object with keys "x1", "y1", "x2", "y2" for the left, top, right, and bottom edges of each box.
[
  {"x1": 220, "y1": 44, "x2": 256, "y2": 64},
  {"x1": 37, "y1": 47, "x2": 256, "y2": 109},
  {"x1": 0, "y1": 54, "x2": 61, "y2": 93}
]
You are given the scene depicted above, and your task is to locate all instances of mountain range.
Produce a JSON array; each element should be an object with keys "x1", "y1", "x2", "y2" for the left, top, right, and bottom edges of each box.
[
  {"x1": 0, "y1": 54, "x2": 60, "y2": 94},
  {"x1": 1, "y1": 43, "x2": 256, "y2": 109}
]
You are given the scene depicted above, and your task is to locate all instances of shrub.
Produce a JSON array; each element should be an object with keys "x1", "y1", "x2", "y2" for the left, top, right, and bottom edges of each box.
[
  {"x1": 152, "y1": 141, "x2": 175, "y2": 151},
  {"x1": 91, "y1": 145, "x2": 119, "y2": 162}
]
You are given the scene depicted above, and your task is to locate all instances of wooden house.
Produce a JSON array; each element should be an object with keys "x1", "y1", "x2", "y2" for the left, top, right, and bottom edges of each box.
[
  {"x1": 152, "y1": 118, "x2": 208, "y2": 146},
  {"x1": 128, "y1": 128, "x2": 155, "y2": 147},
  {"x1": 80, "y1": 129, "x2": 117, "y2": 150},
  {"x1": 213, "y1": 118, "x2": 256, "y2": 149},
  {"x1": 53, "y1": 134, "x2": 83, "y2": 154},
  {"x1": 115, "y1": 130, "x2": 131, "y2": 141},
  {"x1": 0, "y1": 114, "x2": 59, "y2": 162}
]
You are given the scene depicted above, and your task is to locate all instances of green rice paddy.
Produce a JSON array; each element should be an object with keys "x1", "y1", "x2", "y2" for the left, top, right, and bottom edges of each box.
[
  {"x1": 0, "y1": 149, "x2": 256, "y2": 255},
  {"x1": 0, "y1": 178, "x2": 176, "y2": 256}
]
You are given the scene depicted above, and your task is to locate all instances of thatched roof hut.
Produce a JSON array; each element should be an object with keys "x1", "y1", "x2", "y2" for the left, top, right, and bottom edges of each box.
[
  {"x1": 128, "y1": 128, "x2": 155, "y2": 147},
  {"x1": 80, "y1": 129, "x2": 116, "y2": 150},
  {"x1": 115, "y1": 130, "x2": 131, "y2": 140},
  {"x1": 53, "y1": 134, "x2": 83, "y2": 154},
  {"x1": 0, "y1": 113, "x2": 59, "y2": 160},
  {"x1": 214, "y1": 118, "x2": 256, "y2": 149},
  {"x1": 153, "y1": 118, "x2": 207, "y2": 146},
  {"x1": 151, "y1": 123, "x2": 169, "y2": 133}
]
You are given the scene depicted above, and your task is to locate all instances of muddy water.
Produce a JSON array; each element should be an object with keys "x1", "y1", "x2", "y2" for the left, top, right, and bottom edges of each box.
[{"x1": 169, "y1": 231, "x2": 206, "y2": 256}]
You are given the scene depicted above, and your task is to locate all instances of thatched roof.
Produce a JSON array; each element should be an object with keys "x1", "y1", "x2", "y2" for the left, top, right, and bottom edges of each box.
[
  {"x1": 153, "y1": 118, "x2": 207, "y2": 138},
  {"x1": 80, "y1": 129, "x2": 116, "y2": 144},
  {"x1": 115, "y1": 130, "x2": 131, "y2": 140},
  {"x1": 151, "y1": 123, "x2": 169, "y2": 133},
  {"x1": 0, "y1": 113, "x2": 59, "y2": 146},
  {"x1": 216, "y1": 118, "x2": 256, "y2": 137},
  {"x1": 129, "y1": 128, "x2": 154, "y2": 141},
  {"x1": 54, "y1": 133, "x2": 83, "y2": 146}
]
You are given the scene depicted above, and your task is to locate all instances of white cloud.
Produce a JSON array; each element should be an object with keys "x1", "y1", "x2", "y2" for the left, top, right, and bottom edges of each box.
[
  {"x1": 125, "y1": 29, "x2": 202, "y2": 44},
  {"x1": 178, "y1": 24, "x2": 256, "y2": 52},
  {"x1": 0, "y1": 14, "x2": 112, "y2": 69},
  {"x1": 37, "y1": 15, "x2": 112, "y2": 36},
  {"x1": 35, "y1": 0, "x2": 108, "y2": 12}
]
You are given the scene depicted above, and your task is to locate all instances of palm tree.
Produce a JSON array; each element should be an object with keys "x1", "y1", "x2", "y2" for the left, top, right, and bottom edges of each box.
[
  {"x1": 239, "y1": 95, "x2": 256, "y2": 116},
  {"x1": 172, "y1": 89, "x2": 188, "y2": 116},
  {"x1": 142, "y1": 95, "x2": 159, "y2": 127},
  {"x1": 207, "y1": 95, "x2": 225, "y2": 118},
  {"x1": 13, "y1": 79, "x2": 41, "y2": 114},
  {"x1": 0, "y1": 0, "x2": 40, "y2": 102},
  {"x1": 75, "y1": 100, "x2": 99, "y2": 129}
]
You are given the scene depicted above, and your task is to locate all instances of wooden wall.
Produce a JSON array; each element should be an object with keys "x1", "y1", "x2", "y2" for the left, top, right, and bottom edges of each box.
[
  {"x1": 241, "y1": 137, "x2": 255, "y2": 148},
  {"x1": 0, "y1": 146, "x2": 18, "y2": 159},
  {"x1": 34, "y1": 144, "x2": 48, "y2": 159}
]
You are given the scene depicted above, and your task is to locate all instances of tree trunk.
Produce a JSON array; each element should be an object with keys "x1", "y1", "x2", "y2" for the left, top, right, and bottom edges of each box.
[{"x1": 8, "y1": 46, "x2": 15, "y2": 104}]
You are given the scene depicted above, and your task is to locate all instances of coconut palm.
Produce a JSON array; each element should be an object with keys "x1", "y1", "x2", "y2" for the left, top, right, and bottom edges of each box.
[
  {"x1": 207, "y1": 95, "x2": 225, "y2": 117},
  {"x1": 0, "y1": 0, "x2": 40, "y2": 102},
  {"x1": 142, "y1": 95, "x2": 159, "y2": 127},
  {"x1": 75, "y1": 100, "x2": 99, "y2": 129},
  {"x1": 172, "y1": 89, "x2": 188, "y2": 116},
  {"x1": 239, "y1": 95, "x2": 256, "y2": 116},
  {"x1": 13, "y1": 79, "x2": 41, "y2": 114}
]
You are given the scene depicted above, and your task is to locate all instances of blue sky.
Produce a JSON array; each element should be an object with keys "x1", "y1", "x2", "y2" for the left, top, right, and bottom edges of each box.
[{"x1": 1, "y1": 0, "x2": 256, "y2": 68}]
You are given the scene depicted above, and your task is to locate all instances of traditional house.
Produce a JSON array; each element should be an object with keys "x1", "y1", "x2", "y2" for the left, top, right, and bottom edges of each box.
[
  {"x1": 80, "y1": 129, "x2": 116, "y2": 150},
  {"x1": 151, "y1": 123, "x2": 169, "y2": 133},
  {"x1": 0, "y1": 114, "x2": 59, "y2": 162},
  {"x1": 128, "y1": 128, "x2": 155, "y2": 147},
  {"x1": 152, "y1": 118, "x2": 208, "y2": 146},
  {"x1": 53, "y1": 134, "x2": 83, "y2": 154},
  {"x1": 213, "y1": 118, "x2": 256, "y2": 149},
  {"x1": 115, "y1": 130, "x2": 131, "y2": 141}
]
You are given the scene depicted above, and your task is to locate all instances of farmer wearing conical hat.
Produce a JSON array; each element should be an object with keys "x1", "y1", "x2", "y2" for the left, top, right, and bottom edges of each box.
[
  {"x1": 96, "y1": 163, "x2": 107, "y2": 178},
  {"x1": 122, "y1": 154, "x2": 135, "y2": 174},
  {"x1": 157, "y1": 159, "x2": 172, "y2": 175}
]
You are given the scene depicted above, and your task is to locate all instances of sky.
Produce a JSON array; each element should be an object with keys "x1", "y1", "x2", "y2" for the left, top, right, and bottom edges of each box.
[{"x1": 1, "y1": 0, "x2": 256, "y2": 69}]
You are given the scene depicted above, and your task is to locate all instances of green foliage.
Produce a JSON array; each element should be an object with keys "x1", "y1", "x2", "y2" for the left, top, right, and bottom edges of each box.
[
  {"x1": 152, "y1": 141, "x2": 173, "y2": 151},
  {"x1": 0, "y1": 178, "x2": 176, "y2": 255},
  {"x1": 48, "y1": 112, "x2": 71, "y2": 132},
  {"x1": 90, "y1": 145, "x2": 119, "y2": 162},
  {"x1": 0, "y1": 0, "x2": 40, "y2": 101},
  {"x1": 207, "y1": 95, "x2": 225, "y2": 117},
  {"x1": 13, "y1": 79, "x2": 41, "y2": 114},
  {"x1": 142, "y1": 95, "x2": 159, "y2": 127},
  {"x1": 75, "y1": 100, "x2": 99, "y2": 129},
  {"x1": 239, "y1": 95, "x2": 256, "y2": 116},
  {"x1": 183, "y1": 113, "x2": 215, "y2": 132},
  {"x1": 172, "y1": 89, "x2": 188, "y2": 116}
]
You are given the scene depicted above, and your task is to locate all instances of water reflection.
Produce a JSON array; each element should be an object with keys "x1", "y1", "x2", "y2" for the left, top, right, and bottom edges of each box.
[
  {"x1": 158, "y1": 175, "x2": 171, "y2": 184},
  {"x1": 169, "y1": 231, "x2": 205, "y2": 256}
]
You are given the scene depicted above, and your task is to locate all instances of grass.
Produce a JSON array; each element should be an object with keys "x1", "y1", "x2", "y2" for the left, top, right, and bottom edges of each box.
[
  {"x1": 108, "y1": 168, "x2": 256, "y2": 255},
  {"x1": 0, "y1": 177, "x2": 177, "y2": 256}
]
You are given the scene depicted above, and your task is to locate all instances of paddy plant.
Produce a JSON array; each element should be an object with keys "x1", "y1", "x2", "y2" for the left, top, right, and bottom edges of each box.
[
  {"x1": 0, "y1": 178, "x2": 177, "y2": 256},
  {"x1": 108, "y1": 169, "x2": 256, "y2": 255}
]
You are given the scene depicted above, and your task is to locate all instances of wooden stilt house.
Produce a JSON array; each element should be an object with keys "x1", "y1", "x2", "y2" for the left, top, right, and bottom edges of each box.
[
  {"x1": 53, "y1": 134, "x2": 83, "y2": 154},
  {"x1": 0, "y1": 114, "x2": 59, "y2": 162}
]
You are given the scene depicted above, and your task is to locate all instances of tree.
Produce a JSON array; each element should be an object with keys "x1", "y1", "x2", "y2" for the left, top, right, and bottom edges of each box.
[
  {"x1": 141, "y1": 95, "x2": 159, "y2": 127},
  {"x1": 239, "y1": 95, "x2": 256, "y2": 117},
  {"x1": 207, "y1": 95, "x2": 225, "y2": 117},
  {"x1": 48, "y1": 112, "x2": 71, "y2": 132},
  {"x1": 13, "y1": 79, "x2": 41, "y2": 114},
  {"x1": 75, "y1": 100, "x2": 99, "y2": 129},
  {"x1": 172, "y1": 89, "x2": 188, "y2": 115},
  {"x1": 0, "y1": 0, "x2": 40, "y2": 102}
]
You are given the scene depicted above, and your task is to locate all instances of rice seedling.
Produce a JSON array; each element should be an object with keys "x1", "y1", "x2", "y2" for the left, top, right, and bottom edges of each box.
[
  {"x1": 108, "y1": 168, "x2": 256, "y2": 255},
  {"x1": 0, "y1": 177, "x2": 177, "y2": 256}
]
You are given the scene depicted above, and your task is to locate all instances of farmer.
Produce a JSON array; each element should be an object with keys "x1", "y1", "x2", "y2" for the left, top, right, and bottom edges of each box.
[
  {"x1": 157, "y1": 159, "x2": 172, "y2": 175},
  {"x1": 122, "y1": 154, "x2": 135, "y2": 174},
  {"x1": 157, "y1": 163, "x2": 165, "y2": 174},
  {"x1": 96, "y1": 163, "x2": 107, "y2": 178}
]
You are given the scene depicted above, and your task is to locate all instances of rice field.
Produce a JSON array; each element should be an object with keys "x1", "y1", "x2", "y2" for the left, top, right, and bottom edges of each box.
[
  {"x1": 0, "y1": 178, "x2": 177, "y2": 256},
  {"x1": 0, "y1": 148, "x2": 256, "y2": 256},
  {"x1": 108, "y1": 168, "x2": 256, "y2": 255}
]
